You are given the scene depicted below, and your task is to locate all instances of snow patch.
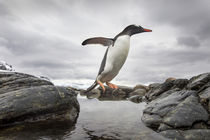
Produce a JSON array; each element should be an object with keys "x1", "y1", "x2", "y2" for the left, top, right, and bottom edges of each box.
[{"x1": 0, "y1": 61, "x2": 15, "y2": 71}]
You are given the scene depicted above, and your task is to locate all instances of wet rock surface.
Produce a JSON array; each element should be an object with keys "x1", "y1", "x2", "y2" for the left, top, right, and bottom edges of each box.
[
  {"x1": 141, "y1": 72, "x2": 210, "y2": 139},
  {"x1": 146, "y1": 78, "x2": 189, "y2": 101},
  {"x1": 0, "y1": 71, "x2": 79, "y2": 128},
  {"x1": 160, "y1": 129, "x2": 210, "y2": 140},
  {"x1": 143, "y1": 90, "x2": 208, "y2": 130},
  {"x1": 0, "y1": 72, "x2": 53, "y2": 94},
  {"x1": 187, "y1": 73, "x2": 210, "y2": 90}
]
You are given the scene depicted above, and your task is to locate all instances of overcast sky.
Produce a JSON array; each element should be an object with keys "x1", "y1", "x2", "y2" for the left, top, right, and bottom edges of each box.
[{"x1": 0, "y1": 0, "x2": 210, "y2": 85}]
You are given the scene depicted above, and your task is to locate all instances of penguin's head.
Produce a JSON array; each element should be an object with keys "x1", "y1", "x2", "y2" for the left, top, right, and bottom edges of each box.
[{"x1": 123, "y1": 24, "x2": 152, "y2": 36}]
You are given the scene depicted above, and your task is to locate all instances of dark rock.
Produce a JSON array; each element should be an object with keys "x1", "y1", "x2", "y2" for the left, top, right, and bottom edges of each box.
[
  {"x1": 160, "y1": 130, "x2": 183, "y2": 140},
  {"x1": 158, "y1": 123, "x2": 173, "y2": 131},
  {"x1": 142, "y1": 90, "x2": 208, "y2": 131},
  {"x1": 141, "y1": 114, "x2": 162, "y2": 128},
  {"x1": 165, "y1": 77, "x2": 176, "y2": 82},
  {"x1": 0, "y1": 61, "x2": 14, "y2": 71},
  {"x1": 199, "y1": 86, "x2": 210, "y2": 99},
  {"x1": 0, "y1": 72, "x2": 79, "y2": 127},
  {"x1": 155, "y1": 88, "x2": 180, "y2": 100},
  {"x1": 160, "y1": 129, "x2": 210, "y2": 140},
  {"x1": 80, "y1": 86, "x2": 129, "y2": 101},
  {"x1": 0, "y1": 72, "x2": 53, "y2": 94},
  {"x1": 98, "y1": 85, "x2": 130, "y2": 96},
  {"x1": 198, "y1": 84, "x2": 210, "y2": 112},
  {"x1": 134, "y1": 84, "x2": 149, "y2": 91},
  {"x1": 129, "y1": 88, "x2": 146, "y2": 97},
  {"x1": 187, "y1": 73, "x2": 210, "y2": 90},
  {"x1": 0, "y1": 120, "x2": 76, "y2": 140},
  {"x1": 148, "y1": 83, "x2": 161, "y2": 90},
  {"x1": 172, "y1": 79, "x2": 189, "y2": 89},
  {"x1": 128, "y1": 95, "x2": 142, "y2": 103},
  {"x1": 142, "y1": 72, "x2": 210, "y2": 138},
  {"x1": 192, "y1": 121, "x2": 208, "y2": 129},
  {"x1": 86, "y1": 89, "x2": 101, "y2": 99},
  {"x1": 0, "y1": 65, "x2": 6, "y2": 70},
  {"x1": 146, "y1": 81, "x2": 174, "y2": 101},
  {"x1": 138, "y1": 131, "x2": 169, "y2": 140},
  {"x1": 98, "y1": 91, "x2": 128, "y2": 101},
  {"x1": 163, "y1": 95, "x2": 208, "y2": 129},
  {"x1": 117, "y1": 85, "x2": 134, "y2": 93},
  {"x1": 146, "y1": 79, "x2": 189, "y2": 101}
]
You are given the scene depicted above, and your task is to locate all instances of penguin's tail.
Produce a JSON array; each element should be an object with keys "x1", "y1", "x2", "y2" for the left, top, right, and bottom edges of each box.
[{"x1": 84, "y1": 81, "x2": 98, "y2": 93}]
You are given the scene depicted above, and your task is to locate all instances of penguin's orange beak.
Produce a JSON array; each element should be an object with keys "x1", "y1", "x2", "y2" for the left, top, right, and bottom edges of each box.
[{"x1": 143, "y1": 28, "x2": 152, "y2": 32}]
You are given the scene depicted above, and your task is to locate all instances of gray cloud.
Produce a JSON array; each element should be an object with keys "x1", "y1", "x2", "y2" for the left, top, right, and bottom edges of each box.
[
  {"x1": 20, "y1": 60, "x2": 71, "y2": 69},
  {"x1": 117, "y1": 42, "x2": 210, "y2": 84},
  {"x1": 0, "y1": 0, "x2": 210, "y2": 85},
  {"x1": 177, "y1": 36, "x2": 200, "y2": 48},
  {"x1": 141, "y1": 0, "x2": 210, "y2": 40},
  {"x1": 0, "y1": 3, "x2": 10, "y2": 16}
]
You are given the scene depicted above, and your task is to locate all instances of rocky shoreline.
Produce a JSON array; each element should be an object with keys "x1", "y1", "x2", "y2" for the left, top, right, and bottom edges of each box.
[
  {"x1": 143, "y1": 73, "x2": 210, "y2": 140},
  {"x1": 0, "y1": 61, "x2": 209, "y2": 139},
  {"x1": 82, "y1": 73, "x2": 210, "y2": 140}
]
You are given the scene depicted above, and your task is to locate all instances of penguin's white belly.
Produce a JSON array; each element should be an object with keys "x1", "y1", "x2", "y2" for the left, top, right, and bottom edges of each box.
[{"x1": 99, "y1": 35, "x2": 130, "y2": 82}]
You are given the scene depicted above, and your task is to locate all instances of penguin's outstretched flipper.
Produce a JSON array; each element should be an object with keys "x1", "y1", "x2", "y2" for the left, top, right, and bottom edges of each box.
[{"x1": 82, "y1": 37, "x2": 113, "y2": 47}]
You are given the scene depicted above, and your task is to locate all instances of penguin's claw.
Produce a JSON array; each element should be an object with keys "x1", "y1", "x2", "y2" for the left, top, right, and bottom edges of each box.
[
  {"x1": 97, "y1": 80, "x2": 106, "y2": 93},
  {"x1": 106, "y1": 82, "x2": 118, "y2": 89}
]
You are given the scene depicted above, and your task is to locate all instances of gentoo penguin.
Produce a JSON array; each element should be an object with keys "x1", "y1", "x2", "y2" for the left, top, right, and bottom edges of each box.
[{"x1": 82, "y1": 24, "x2": 152, "y2": 93}]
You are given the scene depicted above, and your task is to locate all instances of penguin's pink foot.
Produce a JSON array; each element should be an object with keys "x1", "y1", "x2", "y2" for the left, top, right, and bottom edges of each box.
[
  {"x1": 97, "y1": 80, "x2": 106, "y2": 93},
  {"x1": 106, "y1": 82, "x2": 118, "y2": 89}
]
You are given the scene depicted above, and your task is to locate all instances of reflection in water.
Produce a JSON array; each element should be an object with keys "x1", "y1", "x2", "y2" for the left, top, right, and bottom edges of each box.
[
  {"x1": 68, "y1": 95, "x2": 149, "y2": 140},
  {"x1": 82, "y1": 127, "x2": 121, "y2": 140},
  {"x1": 82, "y1": 89, "x2": 129, "y2": 101},
  {"x1": 0, "y1": 93, "x2": 166, "y2": 140},
  {"x1": 0, "y1": 121, "x2": 76, "y2": 140}
]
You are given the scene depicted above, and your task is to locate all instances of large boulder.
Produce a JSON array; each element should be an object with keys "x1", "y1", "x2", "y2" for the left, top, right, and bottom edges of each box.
[
  {"x1": 0, "y1": 71, "x2": 79, "y2": 127},
  {"x1": 142, "y1": 90, "x2": 208, "y2": 131},
  {"x1": 142, "y1": 72, "x2": 210, "y2": 140}
]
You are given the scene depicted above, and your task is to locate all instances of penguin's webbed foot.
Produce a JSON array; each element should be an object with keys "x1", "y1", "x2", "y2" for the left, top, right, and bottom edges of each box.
[
  {"x1": 106, "y1": 82, "x2": 118, "y2": 89},
  {"x1": 97, "y1": 80, "x2": 106, "y2": 93}
]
